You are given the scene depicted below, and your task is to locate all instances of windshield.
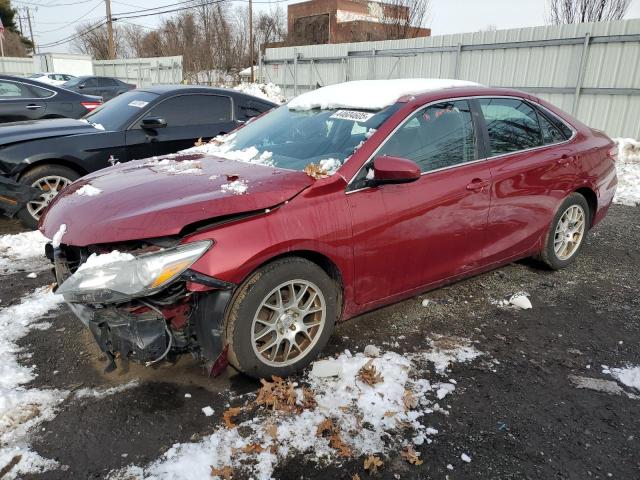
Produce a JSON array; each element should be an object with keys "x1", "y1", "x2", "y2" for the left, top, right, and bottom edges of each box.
[
  {"x1": 83, "y1": 91, "x2": 158, "y2": 131},
  {"x1": 199, "y1": 104, "x2": 400, "y2": 173}
]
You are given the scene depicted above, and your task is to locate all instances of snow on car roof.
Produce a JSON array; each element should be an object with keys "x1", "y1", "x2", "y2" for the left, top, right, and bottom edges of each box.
[{"x1": 287, "y1": 79, "x2": 482, "y2": 111}]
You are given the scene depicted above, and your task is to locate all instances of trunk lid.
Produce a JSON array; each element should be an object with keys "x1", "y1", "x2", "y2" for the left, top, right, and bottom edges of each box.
[{"x1": 40, "y1": 153, "x2": 314, "y2": 246}]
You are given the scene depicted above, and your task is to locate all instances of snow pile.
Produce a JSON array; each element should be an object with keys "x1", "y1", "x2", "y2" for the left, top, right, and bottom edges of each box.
[
  {"x1": 0, "y1": 231, "x2": 49, "y2": 273},
  {"x1": 76, "y1": 250, "x2": 135, "y2": 272},
  {"x1": 607, "y1": 365, "x2": 640, "y2": 391},
  {"x1": 76, "y1": 184, "x2": 102, "y2": 197},
  {"x1": 145, "y1": 158, "x2": 204, "y2": 175},
  {"x1": 185, "y1": 133, "x2": 275, "y2": 167},
  {"x1": 0, "y1": 287, "x2": 68, "y2": 478},
  {"x1": 319, "y1": 158, "x2": 342, "y2": 176},
  {"x1": 114, "y1": 341, "x2": 484, "y2": 480},
  {"x1": 234, "y1": 82, "x2": 284, "y2": 105},
  {"x1": 51, "y1": 224, "x2": 66, "y2": 249},
  {"x1": 614, "y1": 138, "x2": 640, "y2": 206},
  {"x1": 288, "y1": 79, "x2": 481, "y2": 111},
  {"x1": 220, "y1": 179, "x2": 248, "y2": 195}
]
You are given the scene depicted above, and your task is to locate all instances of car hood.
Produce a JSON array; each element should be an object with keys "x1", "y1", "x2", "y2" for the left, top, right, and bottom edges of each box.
[
  {"x1": 0, "y1": 118, "x2": 101, "y2": 147},
  {"x1": 40, "y1": 153, "x2": 315, "y2": 246}
]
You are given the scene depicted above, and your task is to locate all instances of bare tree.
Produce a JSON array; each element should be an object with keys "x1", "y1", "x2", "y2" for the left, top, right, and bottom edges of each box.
[
  {"x1": 548, "y1": 0, "x2": 631, "y2": 24},
  {"x1": 382, "y1": 0, "x2": 431, "y2": 39}
]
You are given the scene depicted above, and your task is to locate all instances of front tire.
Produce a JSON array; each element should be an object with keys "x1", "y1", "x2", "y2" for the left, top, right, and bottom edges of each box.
[
  {"x1": 538, "y1": 193, "x2": 590, "y2": 270},
  {"x1": 225, "y1": 258, "x2": 337, "y2": 378},
  {"x1": 16, "y1": 165, "x2": 80, "y2": 229}
]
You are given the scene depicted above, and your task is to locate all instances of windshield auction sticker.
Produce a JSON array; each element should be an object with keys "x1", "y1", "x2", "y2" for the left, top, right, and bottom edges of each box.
[
  {"x1": 330, "y1": 110, "x2": 375, "y2": 122},
  {"x1": 128, "y1": 100, "x2": 149, "y2": 108}
]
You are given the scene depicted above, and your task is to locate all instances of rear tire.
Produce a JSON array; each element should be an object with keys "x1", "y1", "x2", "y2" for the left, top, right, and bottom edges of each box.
[
  {"x1": 538, "y1": 193, "x2": 590, "y2": 270},
  {"x1": 16, "y1": 164, "x2": 80, "y2": 230},
  {"x1": 225, "y1": 257, "x2": 337, "y2": 379}
]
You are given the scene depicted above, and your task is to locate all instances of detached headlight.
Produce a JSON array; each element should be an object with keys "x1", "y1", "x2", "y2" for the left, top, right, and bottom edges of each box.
[{"x1": 57, "y1": 240, "x2": 212, "y2": 304}]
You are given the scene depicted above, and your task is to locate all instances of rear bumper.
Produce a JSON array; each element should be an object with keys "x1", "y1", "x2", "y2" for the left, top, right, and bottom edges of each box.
[{"x1": 0, "y1": 175, "x2": 40, "y2": 217}]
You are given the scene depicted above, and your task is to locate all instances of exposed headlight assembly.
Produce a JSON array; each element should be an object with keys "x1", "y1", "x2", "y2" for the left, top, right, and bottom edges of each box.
[{"x1": 57, "y1": 240, "x2": 212, "y2": 304}]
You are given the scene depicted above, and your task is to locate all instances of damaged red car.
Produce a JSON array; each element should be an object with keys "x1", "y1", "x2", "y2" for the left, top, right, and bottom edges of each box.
[{"x1": 41, "y1": 79, "x2": 617, "y2": 378}]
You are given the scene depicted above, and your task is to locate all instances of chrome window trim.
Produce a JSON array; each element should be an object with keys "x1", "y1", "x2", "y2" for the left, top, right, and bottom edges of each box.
[
  {"x1": 345, "y1": 95, "x2": 577, "y2": 195},
  {"x1": 0, "y1": 78, "x2": 57, "y2": 101}
]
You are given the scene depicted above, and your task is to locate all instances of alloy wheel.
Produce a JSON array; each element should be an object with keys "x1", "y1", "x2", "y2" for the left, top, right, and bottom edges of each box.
[
  {"x1": 251, "y1": 279, "x2": 326, "y2": 367},
  {"x1": 26, "y1": 175, "x2": 72, "y2": 221},
  {"x1": 553, "y1": 204, "x2": 586, "y2": 261}
]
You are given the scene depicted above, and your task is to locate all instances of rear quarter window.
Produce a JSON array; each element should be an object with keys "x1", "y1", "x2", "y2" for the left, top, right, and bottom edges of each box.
[{"x1": 479, "y1": 98, "x2": 543, "y2": 156}]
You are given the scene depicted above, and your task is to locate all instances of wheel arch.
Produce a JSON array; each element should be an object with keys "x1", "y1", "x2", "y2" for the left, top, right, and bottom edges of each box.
[
  {"x1": 241, "y1": 249, "x2": 345, "y2": 319},
  {"x1": 17, "y1": 158, "x2": 88, "y2": 181},
  {"x1": 574, "y1": 187, "x2": 597, "y2": 227}
]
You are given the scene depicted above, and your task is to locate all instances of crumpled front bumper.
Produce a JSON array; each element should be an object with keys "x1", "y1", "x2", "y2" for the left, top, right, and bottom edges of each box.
[{"x1": 69, "y1": 303, "x2": 169, "y2": 371}]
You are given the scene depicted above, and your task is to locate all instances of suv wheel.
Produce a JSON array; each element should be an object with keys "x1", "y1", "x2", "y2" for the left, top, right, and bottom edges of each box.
[
  {"x1": 225, "y1": 258, "x2": 337, "y2": 378},
  {"x1": 538, "y1": 193, "x2": 590, "y2": 270},
  {"x1": 17, "y1": 165, "x2": 80, "y2": 229}
]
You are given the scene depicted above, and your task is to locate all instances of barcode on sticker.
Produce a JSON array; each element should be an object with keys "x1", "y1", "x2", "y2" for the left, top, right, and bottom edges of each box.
[{"x1": 330, "y1": 110, "x2": 375, "y2": 122}]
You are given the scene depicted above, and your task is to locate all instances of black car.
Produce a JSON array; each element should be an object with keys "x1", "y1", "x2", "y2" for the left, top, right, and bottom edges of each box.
[
  {"x1": 62, "y1": 76, "x2": 136, "y2": 102},
  {"x1": 0, "y1": 74, "x2": 102, "y2": 123},
  {"x1": 0, "y1": 86, "x2": 277, "y2": 228}
]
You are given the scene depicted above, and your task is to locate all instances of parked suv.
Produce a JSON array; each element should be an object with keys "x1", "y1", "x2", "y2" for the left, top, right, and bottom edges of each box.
[{"x1": 42, "y1": 79, "x2": 617, "y2": 379}]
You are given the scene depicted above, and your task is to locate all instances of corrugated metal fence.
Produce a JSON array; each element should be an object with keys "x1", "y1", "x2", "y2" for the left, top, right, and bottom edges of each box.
[
  {"x1": 93, "y1": 56, "x2": 183, "y2": 87},
  {"x1": 0, "y1": 57, "x2": 36, "y2": 76},
  {"x1": 261, "y1": 18, "x2": 640, "y2": 139},
  {"x1": 0, "y1": 55, "x2": 183, "y2": 87}
]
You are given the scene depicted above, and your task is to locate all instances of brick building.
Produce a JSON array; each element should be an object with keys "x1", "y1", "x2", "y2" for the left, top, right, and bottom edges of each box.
[{"x1": 285, "y1": 0, "x2": 431, "y2": 46}]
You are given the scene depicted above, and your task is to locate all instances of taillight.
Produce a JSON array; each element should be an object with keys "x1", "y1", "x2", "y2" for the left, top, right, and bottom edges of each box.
[
  {"x1": 608, "y1": 145, "x2": 619, "y2": 162},
  {"x1": 81, "y1": 101, "x2": 101, "y2": 111}
]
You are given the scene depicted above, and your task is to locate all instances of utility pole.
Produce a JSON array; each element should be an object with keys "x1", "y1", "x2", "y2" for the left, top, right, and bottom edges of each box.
[
  {"x1": 17, "y1": 11, "x2": 24, "y2": 36},
  {"x1": 249, "y1": 0, "x2": 254, "y2": 82},
  {"x1": 26, "y1": 7, "x2": 36, "y2": 54},
  {"x1": 105, "y1": 0, "x2": 115, "y2": 60}
]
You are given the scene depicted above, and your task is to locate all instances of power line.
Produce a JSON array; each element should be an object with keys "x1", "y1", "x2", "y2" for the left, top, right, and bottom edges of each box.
[{"x1": 34, "y1": 1, "x2": 104, "y2": 34}]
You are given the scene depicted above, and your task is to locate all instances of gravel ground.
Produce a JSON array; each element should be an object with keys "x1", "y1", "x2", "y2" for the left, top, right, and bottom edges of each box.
[{"x1": 1, "y1": 204, "x2": 638, "y2": 479}]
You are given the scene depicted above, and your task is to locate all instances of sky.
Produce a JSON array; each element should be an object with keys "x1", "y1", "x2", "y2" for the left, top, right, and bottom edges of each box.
[{"x1": 11, "y1": 0, "x2": 640, "y2": 54}]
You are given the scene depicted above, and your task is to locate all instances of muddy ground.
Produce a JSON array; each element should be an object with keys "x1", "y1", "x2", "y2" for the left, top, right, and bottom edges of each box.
[{"x1": 2, "y1": 204, "x2": 639, "y2": 479}]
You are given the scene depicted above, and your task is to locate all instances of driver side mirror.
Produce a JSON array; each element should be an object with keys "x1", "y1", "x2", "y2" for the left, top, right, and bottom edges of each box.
[
  {"x1": 366, "y1": 155, "x2": 421, "y2": 187},
  {"x1": 141, "y1": 117, "x2": 167, "y2": 130}
]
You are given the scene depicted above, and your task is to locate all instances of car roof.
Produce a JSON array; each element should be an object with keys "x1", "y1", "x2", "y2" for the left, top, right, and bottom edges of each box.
[{"x1": 137, "y1": 84, "x2": 278, "y2": 106}]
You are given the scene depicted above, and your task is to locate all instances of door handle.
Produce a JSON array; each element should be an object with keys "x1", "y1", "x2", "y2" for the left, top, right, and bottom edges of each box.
[
  {"x1": 25, "y1": 104, "x2": 43, "y2": 110},
  {"x1": 466, "y1": 178, "x2": 490, "y2": 191}
]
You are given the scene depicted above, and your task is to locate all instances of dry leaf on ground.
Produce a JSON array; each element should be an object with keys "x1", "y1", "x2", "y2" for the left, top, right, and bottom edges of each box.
[
  {"x1": 401, "y1": 445, "x2": 424, "y2": 465},
  {"x1": 222, "y1": 407, "x2": 242, "y2": 428},
  {"x1": 210, "y1": 465, "x2": 233, "y2": 479},
  {"x1": 358, "y1": 360, "x2": 383, "y2": 386},
  {"x1": 403, "y1": 389, "x2": 418, "y2": 410},
  {"x1": 363, "y1": 454, "x2": 383, "y2": 474}
]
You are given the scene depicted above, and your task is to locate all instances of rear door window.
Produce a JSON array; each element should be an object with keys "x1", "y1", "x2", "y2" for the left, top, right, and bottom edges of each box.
[
  {"x1": 142, "y1": 94, "x2": 232, "y2": 126},
  {"x1": 479, "y1": 98, "x2": 543, "y2": 156},
  {"x1": 377, "y1": 100, "x2": 477, "y2": 173},
  {"x1": 0, "y1": 81, "x2": 27, "y2": 98}
]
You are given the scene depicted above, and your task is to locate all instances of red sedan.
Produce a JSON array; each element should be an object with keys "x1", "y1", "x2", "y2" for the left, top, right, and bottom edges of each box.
[{"x1": 41, "y1": 80, "x2": 617, "y2": 378}]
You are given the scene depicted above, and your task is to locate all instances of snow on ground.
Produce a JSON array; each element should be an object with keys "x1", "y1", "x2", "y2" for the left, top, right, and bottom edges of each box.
[
  {"x1": 287, "y1": 79, "x2": 480, "y2": 111},
  {"x1": 0, "y1": 287, "x2": 68, "y2": 479},
  {"x1": 614, "y1": 138, "x2": 640, "y2": 206},
  {"x1": 418, "y1": 335, "x2": 483, "y2": 375},
  {"x1": 145, "y1": 158, "x2": 204, "y2": 175},
  {"x1": 0, "y1": 231, "x2": 50, "y2": 274},
  {"x1": 234, "y1": 82, "x2": 284, "y2": 105},
  {"x1": 113, "y1": 339, "x2": 484, "y2": 480},
  {"x1": 76, "y1": 184, "x2": 102, "y2": 197},
  {"x1": 607, "y1": 365, "x2": 640, "y2": 391},
  {"x1": 75, "y1": 381, "x2": 140, "y2": 399}
]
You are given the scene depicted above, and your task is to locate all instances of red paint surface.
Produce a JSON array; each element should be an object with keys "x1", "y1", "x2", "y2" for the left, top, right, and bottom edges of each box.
[{"x1": 42, "y1": 87, "x2": 617, "y2": 322}]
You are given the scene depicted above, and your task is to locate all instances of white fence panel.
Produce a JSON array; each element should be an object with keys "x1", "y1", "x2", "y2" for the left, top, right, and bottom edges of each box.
[{"x1": 263, "y1": 18, "x2": 640, "y2": 138}]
